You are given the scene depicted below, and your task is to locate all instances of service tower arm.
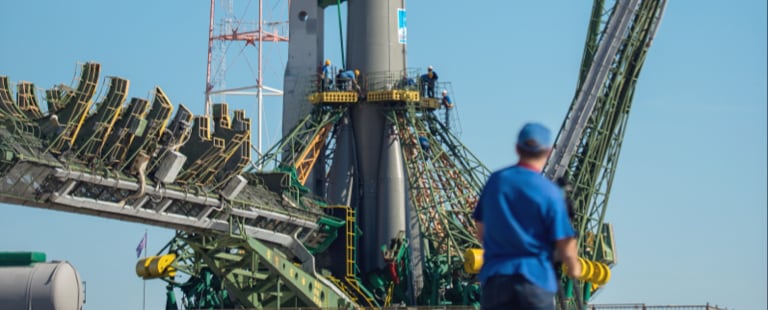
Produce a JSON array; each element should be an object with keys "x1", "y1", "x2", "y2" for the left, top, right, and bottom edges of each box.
[{"x1": 544, "y1": 1, "x2": 667, "y2": 308}]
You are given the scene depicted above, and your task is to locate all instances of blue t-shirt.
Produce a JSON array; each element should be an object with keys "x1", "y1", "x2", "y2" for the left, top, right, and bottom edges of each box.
[
  {"x1": 321, "y1": 64, "x2": 332, "y2": 77},
  {"x1": 418, "y1": 136, "x2": 429, "y2": 149},
  {"x1": 339, "y1": 70, "x2": 356, "y2": 80},
  {"x1": 472, "y1": 164, "x2": 575, "y2": 293},
  {"x1": 442, "y1": 95, "x2": 452, "y2": 107}
]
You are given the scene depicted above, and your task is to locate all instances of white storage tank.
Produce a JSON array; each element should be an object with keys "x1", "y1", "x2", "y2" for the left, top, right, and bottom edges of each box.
[{"x1": 0, "y1": 252, "x2": 84, "y2": 310}]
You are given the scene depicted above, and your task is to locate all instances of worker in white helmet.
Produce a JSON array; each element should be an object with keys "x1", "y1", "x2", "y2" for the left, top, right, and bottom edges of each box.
[{"x1": 420, "y1": 66, "x2": 439, "y2": 98}]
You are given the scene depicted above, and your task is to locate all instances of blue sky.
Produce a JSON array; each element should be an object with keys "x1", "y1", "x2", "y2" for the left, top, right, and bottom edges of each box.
[{"x1": 1, "y1": 1, "x2": 765, "y2": 309}]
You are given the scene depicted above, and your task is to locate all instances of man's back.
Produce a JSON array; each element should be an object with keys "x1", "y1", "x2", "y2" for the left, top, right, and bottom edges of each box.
[
  {"x1": 474, "y1": 165, "x2": 573, "y2": 292},
  {"x1": 441, "y1": 95, "x2": 452, "y2": 107},
  {"x1": 322, "y1": 64, "x2": 332, "y2": 77},
  {"x1": 339, "y1": 70, "x2": 355, "y2": 80},
  {"x1": 473, "y1": 123, "x2": 581, "y2": 310}
]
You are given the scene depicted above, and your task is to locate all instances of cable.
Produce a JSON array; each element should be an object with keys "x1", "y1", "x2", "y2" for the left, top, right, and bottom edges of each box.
[
  {"x1": 118, "y1": 151, "x2": 150, "y2": 208},
  {"x1": 337, "y1": 0, "x2": 346, "y2": 66}
]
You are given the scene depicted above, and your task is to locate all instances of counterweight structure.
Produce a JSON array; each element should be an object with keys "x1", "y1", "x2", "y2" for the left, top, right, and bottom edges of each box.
[{"x1": 0, "y1": 0, "x2": 665, "y2": 309}]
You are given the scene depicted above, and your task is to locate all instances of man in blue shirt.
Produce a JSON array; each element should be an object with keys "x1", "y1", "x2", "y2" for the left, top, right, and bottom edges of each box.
[
  {"x1": 398, "y1": 73, "x2": 417, "y2": 90},
  {"x1": 472, "y1": 123, "x2": 581, "y2": 310},
  {"x1": 336, "y1": 69, "x2": 360, "y2": 92},
  {"x1": 320, "y1": 59, "x2": 333, "y2": 90},
  {"x1": 418, "y1": 135, "x2": 430, "y2": 156}
]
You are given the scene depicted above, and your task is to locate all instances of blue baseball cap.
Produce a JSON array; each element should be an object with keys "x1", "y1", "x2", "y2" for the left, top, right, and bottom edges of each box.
[{"x1": 517, "y1": 123, "x2": 552, "y2": 153}]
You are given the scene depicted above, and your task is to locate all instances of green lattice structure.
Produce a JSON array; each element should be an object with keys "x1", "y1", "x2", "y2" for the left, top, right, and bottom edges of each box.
[{"x1": 547, "y1": 1, "x2": 667, "y2": 308}]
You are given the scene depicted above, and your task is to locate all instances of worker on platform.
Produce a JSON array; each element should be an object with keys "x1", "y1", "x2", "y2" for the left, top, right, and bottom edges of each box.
[
  {"x1": 420, "y1": 66, "x2": 438, "y2": 98},
  {"x1": 440, "y1": 90, "x2": 454, "y2": 130},
  {"x1": 472, "y1": 123, "x2": 581, "y2": 310},
  {"x1": 398, "y1": 73, "x2": 417, "y2": 90},
  {"x1": 336, "y1": 69, "x2": 361, "y2": 92},
  {"x1": 335, "y1": 68, "x2": 344, "y2": 89},
  {"x1": 320, "y1": 59, "x2": 333, "y2": 91}
]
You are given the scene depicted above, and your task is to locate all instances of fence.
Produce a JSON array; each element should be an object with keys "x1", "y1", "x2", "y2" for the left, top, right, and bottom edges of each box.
[
  {"x1": 586, "y1": 304, "x2": 728, "y2": 310},
  {"x1": 208, "y1": 305, "x2": 726, "y2": 310}
]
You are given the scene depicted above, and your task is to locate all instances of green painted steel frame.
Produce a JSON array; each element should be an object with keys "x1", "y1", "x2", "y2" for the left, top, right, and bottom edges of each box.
[
  {"x1": 554, "y1": 1, "x2": 666, "y2": 309},
  {"x1": 390, "y1": 108, "x2": 489, "y2": 306},
  {"x1": 252, "y1": 105, "x2": 348, "y2": 173},
  {"x1": 161, "y1": 229, "x2": 352, "y2": 309}
]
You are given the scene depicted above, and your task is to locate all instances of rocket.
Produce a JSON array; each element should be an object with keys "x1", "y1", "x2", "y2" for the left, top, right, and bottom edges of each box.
[{"x1": 283, "y1": 0, "x2": 408, "y2": 277}]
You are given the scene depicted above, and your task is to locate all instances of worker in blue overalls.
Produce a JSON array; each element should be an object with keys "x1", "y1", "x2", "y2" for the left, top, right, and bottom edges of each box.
[
  {"x1": 336, "y1": 69, "x2": 360, "y2": 92},
  {"x1": 420, "y1": 66, "x2": 438, "y2": 98}
]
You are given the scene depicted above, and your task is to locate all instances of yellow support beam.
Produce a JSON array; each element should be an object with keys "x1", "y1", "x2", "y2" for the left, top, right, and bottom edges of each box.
[
  {"x1": 48, "y1": 62, "x2": 100, "y2": 154},
  {"x1": 418, "y1": 97, "x2": 440, "y2": 109},
  {"x1": 308, "y1": 91, "x2": 358, "y2": 104},
  {"x1": 295, "y1": 123, "x2": 333, "y2": 185},
  {"x1": 91, "y1": 78, "x2": 128, "y2": 158},
  {"x1": 367, "y1": 90, "x2": 420, "y2": 102},
  {"x1": 325, "y1": 205, "x2": 377, "y2": 308},
  {"x1": 16, "y1": 82, "x2": 43, "y2": 119}
]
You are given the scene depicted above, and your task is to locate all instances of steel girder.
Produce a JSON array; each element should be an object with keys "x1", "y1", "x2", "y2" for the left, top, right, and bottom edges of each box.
[{"x1": 548, "y1": 1, "x2": 667, "y2": 308}]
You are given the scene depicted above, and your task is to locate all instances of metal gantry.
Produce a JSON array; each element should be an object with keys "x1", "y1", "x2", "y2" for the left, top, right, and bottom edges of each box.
[
  {"x1": 0, "y1": 1, "x2": 666, "y2": 309},
  {"x1": 389, "y1": 106, "x2": 489, "y2": 306},
  {"x1": 545, "y1": 1, "x2": 667, "y2": 308},
  {"x1": 201, "y1": 67, "x2": 490, "y2": 307},
  {"x1": 0, "y1": 63, "x2": 353, "y2": 309}
]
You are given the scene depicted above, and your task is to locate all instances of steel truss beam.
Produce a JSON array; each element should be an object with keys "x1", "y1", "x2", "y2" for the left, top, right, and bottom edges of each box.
[
  {"x1": 547, "y1": 1, "x2": 667, "y2": 308},
  {"x1": 160, "y1": 229, "x2": 353, "y2": 309}
]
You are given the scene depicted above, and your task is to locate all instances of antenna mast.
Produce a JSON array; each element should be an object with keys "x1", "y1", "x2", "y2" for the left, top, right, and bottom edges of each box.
[{"x1": 204, "y1": 0, "x2": 288, "y2": 157}]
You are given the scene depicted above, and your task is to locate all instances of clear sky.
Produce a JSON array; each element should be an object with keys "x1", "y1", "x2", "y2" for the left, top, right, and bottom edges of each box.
[{"x1": 1, "y1": 1, "x2": 765, "y2": 310}]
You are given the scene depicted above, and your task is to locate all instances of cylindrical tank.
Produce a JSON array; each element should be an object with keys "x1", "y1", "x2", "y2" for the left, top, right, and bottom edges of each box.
[{"x1": 0, "y1": 261, "x2": 84, "y2": 310}]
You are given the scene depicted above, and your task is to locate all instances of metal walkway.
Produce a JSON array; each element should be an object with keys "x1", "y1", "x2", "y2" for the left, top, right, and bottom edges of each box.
[{"x1": 0, "y1": 64, "x2": 342, "y2": 274}]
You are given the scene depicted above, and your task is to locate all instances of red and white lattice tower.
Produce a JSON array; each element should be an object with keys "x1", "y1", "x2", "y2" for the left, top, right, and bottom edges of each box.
[{"x1": 204, "y1": 0, "x2": 288, "y2": 156}]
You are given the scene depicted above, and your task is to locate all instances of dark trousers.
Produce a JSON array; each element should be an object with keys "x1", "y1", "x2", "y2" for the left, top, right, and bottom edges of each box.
[
  {"x1": 336, "y1": 78, "x2": 349, "y2": 91},
  {"x1": 481, "y1": 274, "x2": 555, "y2": 310},
  {"x1": 321, "y1": 78, "x2": 331, "y2": 91},
  {"x1": 444, "y1": 109, "x2": 451, "y2": 130}
]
